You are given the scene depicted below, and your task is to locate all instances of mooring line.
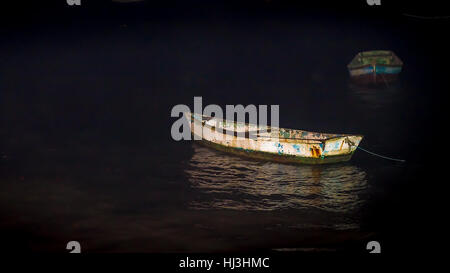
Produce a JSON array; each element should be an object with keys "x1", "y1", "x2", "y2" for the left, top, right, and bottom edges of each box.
[
  {"x1": 357, "y1": 146, "x2": 405, "y2": 162},
  {"x1": 380, "y1": 73, "x2": 390, "y2": 89},
  {"x1": 402, "y1": 13, "x2": 450, "y2": 20}
]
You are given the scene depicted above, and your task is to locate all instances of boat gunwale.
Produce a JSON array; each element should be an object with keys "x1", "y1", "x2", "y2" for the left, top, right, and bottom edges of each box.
[
  {"x1": 188, "y1": 113, "x2": 364, "y2": 143},
  {"x1": 347, "y1": 51, "x2": 403, "y2": 69}
]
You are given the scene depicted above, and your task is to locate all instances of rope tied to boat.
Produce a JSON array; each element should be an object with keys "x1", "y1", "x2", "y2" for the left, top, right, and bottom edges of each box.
[
  {"x1": 345, "y1": 137, "x2": 405, "y2": 162},
  {"x1": 380, "y1": 73, "x2": 390, "y2": 88},
  {"x1": 356, "y1": 146, "x2": 406, "y2": 162}
]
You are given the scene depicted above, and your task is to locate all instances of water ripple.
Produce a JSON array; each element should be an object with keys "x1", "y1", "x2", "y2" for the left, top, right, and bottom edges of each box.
[{"x1": 185, "y1": 145, "x2": 368, "y2": 212}]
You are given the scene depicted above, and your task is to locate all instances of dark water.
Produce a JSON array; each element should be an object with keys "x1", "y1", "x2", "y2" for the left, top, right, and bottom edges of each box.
[{"x1": 0, "y1": 2, "x2": 448, "y2": 253}]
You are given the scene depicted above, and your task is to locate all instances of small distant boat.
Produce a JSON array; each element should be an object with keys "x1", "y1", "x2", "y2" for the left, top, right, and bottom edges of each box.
[
  {"x1": 185, "y1": 112, "x2": 363, "y2": 164},
  {"x1": 348, "y1": 50, "x2": 403, "y2": 85}
]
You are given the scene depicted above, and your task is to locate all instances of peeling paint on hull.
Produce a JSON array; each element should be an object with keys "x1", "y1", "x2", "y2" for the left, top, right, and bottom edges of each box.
[
  {"x1": 185, "y1": 112, "x2": 363, "y2": 165},
  {"x1": 197, "y1": 137, "x2": 355, "y2": 164}
]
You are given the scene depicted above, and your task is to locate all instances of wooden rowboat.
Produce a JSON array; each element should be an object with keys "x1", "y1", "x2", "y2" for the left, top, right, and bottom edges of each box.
[
  {"x1": 348, "y1": 50, "x2": 403, "y2": 85},
  {"x1": 185, "y1": 112, "x2": 363, "y2": 164}
]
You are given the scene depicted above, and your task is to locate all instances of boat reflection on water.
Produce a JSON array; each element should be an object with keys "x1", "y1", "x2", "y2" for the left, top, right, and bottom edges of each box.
[
  {"x1": 348, "y1": 82, "x2": 403, "y2": 110},
  {"x1": 185, "y1": 145, "x2": 368, "y2": 213}
]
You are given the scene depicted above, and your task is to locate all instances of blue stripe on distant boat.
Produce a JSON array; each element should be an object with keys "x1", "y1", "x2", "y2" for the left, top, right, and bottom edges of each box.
[
  {"x1": 375, "y1": 66, "x2": 402, "y2": 74},
  {"x1": 350, "y1": 66, "x2": 401, "y2": 76}
]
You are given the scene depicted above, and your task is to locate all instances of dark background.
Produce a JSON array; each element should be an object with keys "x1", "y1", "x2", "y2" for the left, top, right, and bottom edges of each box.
[{"x1": 0, "y1": 0, "x2": 448, "y2": 255}]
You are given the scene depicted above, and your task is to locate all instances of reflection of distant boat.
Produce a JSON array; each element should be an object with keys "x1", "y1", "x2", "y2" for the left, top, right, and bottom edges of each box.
[
  {"x1": 185, "y1": 112, "x2": 363, "y2": 164},
  {"x1": 348, "y1": 82, "x2": 402, "y2": 110},
  {"x1": 186, "y1": 145, "x2": 367, "y2": 212},
  {"x1": 347, "y1": 50, "x2": 403, "y2": 85}
]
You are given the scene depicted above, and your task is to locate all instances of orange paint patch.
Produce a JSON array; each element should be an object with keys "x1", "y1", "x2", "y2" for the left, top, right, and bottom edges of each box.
[{"x1": 311, "y1": 147, "x2": 321, "y2": 158}]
